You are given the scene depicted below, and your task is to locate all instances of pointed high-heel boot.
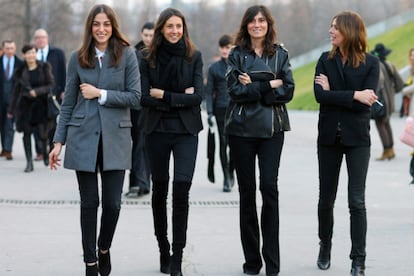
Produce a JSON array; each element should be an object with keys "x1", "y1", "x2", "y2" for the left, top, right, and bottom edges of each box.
[
  {"x1": 160, "y1": 252, "x2": 171, "y2": 274},
  {"x1": 170, "y1": 251, "x2": 183, "y2": 276}
]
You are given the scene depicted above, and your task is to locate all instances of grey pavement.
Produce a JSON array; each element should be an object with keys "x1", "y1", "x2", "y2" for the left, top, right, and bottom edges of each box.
[{"x1": 1, "y1": 110, "x2": 413, "y2": 276}]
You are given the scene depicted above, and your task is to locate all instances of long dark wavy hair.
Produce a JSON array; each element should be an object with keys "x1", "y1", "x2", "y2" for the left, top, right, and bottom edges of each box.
[
  {"x1": 234, "y1": 5, "x2": 277, "y2": 56},
  {"x1": 328, "y1": 11, "x2": 367, "y2": 68},
  {"x1": 146, "y1": 8, "x2": 196, "y2": 68},
  {"x1": 78, "y1": 4, "x2": 130, "y2": 68}
]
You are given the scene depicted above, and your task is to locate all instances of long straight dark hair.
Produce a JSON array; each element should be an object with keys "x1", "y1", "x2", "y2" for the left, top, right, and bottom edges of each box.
[
  {"x1": 235, "y1": 5, "x2": 277, "y2": 57},
  {"x1": 78, "y1": 4, "x2": 130, "y2": 68},
  {"x1": 146, "y1": 8, "x2": 195, "y2": 68}
]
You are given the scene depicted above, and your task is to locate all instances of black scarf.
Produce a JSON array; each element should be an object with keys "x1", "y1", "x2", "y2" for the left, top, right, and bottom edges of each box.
[{"x1": 157, "y1": 38, "x2": 186, "y2": 91}]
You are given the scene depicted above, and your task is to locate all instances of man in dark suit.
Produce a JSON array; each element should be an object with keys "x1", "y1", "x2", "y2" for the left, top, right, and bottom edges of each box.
[
  {"x1": 33, "y1": 28, "x2": 66, "y2": 159},
  {"x1": 0, "y1": 39, "x2": 24, "y2": 160},
  {"x1": 125, "y1": 22, "x2": 154, "y2": 198}
]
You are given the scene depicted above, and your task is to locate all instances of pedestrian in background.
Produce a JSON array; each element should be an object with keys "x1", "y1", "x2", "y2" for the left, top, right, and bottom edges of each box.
[
  {"x1": 125, "y1": 21, "x2": 154, "y2": 198},
  {"x1": 8, "y1": 44, "x2": 53, "y2": 172},
  {"x1": 205, "y1": 34, "x2": 235, "y2": 192},
  {"x1": 139, "y1": 7, "x2": 203, "y2": 276},
  {"x1": 226, "y1": 5, "x2": 294, "y2": 275},
  {"x1": 33, "y1": 28, "x2": 66, "y2": 160},
  {"x1": 370, "y1": 43, "x2": 404, "y2": 160},
  {"x1": 49, "y1": 4, "x2": 140, "y2": 276},
  {"x1": 314, "y1": 11, "x2": 379, "y2": 276},
  {"x1": 402, "y1": 48, "x2": 414, "y2": 184},
  {"x1": 402, "y1": 48, "x2": 414, "y2": 113},
  {"x1": 0, "y1": 39, "x2": 23, "y2": 160}
]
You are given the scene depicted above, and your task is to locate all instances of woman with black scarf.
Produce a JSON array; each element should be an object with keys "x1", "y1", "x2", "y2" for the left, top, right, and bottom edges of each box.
[{"x1": 139, "y1": 8, "x2": 203, "y2": 276}]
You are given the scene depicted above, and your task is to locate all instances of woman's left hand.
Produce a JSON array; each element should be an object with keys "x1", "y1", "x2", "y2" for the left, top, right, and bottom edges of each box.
[
  {"x1": 315, "y1": 74, "x2": 330, "y2": 90},
  {"x1": 80, "y1": 83, "x2": 100, "y2": 99},
  {"x1": 150, "y1": 88, "x2": 164, "y2": 99},
  {"x1": 185, "y1": 87, "x2": 194, "y2": 94}
]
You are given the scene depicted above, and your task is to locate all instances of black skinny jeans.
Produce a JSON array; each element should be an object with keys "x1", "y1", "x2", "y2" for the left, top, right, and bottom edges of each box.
[
  {"x1": 215, "y1": 108, "x2": 233, "y2": 176},
  {"x1": 76, "y1": 141, "x2": 125, "y2": 263},
  {"x1": 229, "y1": 132, "x2": 284, "y2": 275},
  {"x1": 317, "y1": 142, "x2": 369, "y2": 265},
  {"x1": 146, "y1": 132, "x2": 198, "y2": 254}
]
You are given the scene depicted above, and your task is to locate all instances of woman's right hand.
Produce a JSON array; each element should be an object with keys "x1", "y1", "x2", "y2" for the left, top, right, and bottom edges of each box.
[
  {"x1": 270, "y1": 79, "x2": 283, "y2": 89},
  {"x1": 49, "y1": 142, "x2": 62, "y2": 170},
  {"x1": 238, "y1": 73, "x2": 251, "y2": 85}
]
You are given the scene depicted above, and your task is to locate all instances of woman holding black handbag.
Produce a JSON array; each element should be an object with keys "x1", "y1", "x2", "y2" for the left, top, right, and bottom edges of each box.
[
  {"x1": 225, "y1": 5, "x2": 294, "y2": 275},
  {"x1": 314, "y1": 11, "x2": 379, "y2": 276}
]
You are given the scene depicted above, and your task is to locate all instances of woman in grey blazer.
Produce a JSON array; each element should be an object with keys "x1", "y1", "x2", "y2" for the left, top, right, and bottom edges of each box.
[{"x1": 49, "y1": 4, "x2": 140, "y2": 276}]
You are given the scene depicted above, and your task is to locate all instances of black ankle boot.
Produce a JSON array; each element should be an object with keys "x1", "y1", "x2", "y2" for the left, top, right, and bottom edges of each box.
[
  {"x1": 24, "y1": 161, "x2": 34, "y2": 172},
  {"x1": 223, "y1": 168, "x2": 234, "y2": 192},
  {"x1": 23, "y1": 136, "x2": 33, "y2": 172},
  {"x1": 351, "y1": 266, "x2": 365, "y2": 276},
  {"x1": 98, "y1": 250, "x2": 111, "y2": 276},
  {"x1": 85, "y1": 263, "x2": 98, "y2": 276},
  {"x1": 317, "y1": 242, "x2": 331, "y2": 270}
]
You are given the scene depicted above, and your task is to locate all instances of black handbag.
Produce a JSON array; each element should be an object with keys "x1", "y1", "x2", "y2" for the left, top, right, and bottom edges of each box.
[
  {"x1": 207, "y1": 127, "x2": 215, "y2": 183},
  {"x1": 47, "y1": 90, "x2": 60, "y2": 119},
  {"x1": 370, "y1": 99, "x2": 386, "y2": 120}
]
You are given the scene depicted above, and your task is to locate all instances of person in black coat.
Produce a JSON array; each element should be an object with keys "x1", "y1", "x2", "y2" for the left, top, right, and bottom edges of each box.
[
  {"x1": 8, "y1": 44, "x2": 54, "y2": 172},
  {"x1": 125, "y1": 21, "x2": 154, "y2": 198},
  {"x1": 225, "y1": 5, "x2": 294, "y2": 276},
  {"x1": 205, "y1": 34, "x2": 235, "y2": 192},
  {"x1": 33, "y1": 28, "x2": 66, "y2": 159},
  {"x1": 139, "y1": 8, "x2": 203, "y2": 276},
  {"x1": 313, "y1": 11, "x2": 379, "y2": 276}
]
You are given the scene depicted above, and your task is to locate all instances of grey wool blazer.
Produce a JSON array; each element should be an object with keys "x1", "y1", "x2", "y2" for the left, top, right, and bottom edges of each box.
[{"x1": 53, "y1": 47, "x2": 141, "y2": 172}]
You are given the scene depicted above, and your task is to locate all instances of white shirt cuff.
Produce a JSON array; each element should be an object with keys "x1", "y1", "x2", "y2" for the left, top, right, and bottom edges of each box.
[{"x1": 98, "y1": 89, "x2": 107, "y2": 105}]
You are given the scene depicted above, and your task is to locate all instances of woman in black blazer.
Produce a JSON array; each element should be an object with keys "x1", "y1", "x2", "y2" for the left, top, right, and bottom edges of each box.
[
  {"x1": 313, "y1": 11, "x2": 379, "y2": 276},
  {"x1": 139, "y1": 8, "x2": 203, "y2": 276}
]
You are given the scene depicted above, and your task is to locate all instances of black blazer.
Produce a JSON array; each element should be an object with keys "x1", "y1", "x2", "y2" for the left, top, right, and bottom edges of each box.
[
  {"x1": 139, "y1": 50, "x2": 204, "y2": 135},
  {"x1": 46, "y1": 46, "x2": 66, "y2": 102},
  {"x1": 314, "y1": 51, "x2": 379, "y2": 146},
  {"x1": 0, "y1": 55, "x2": 24, "y2": 105}
]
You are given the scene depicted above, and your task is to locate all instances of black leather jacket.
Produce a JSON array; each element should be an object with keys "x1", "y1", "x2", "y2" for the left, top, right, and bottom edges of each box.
[
  {"x1": 205, "y1": 58, "x2": 231, "y2": 115},
  {"x1": 225, "y1": 44, "x2": 294, "y2": 138}
]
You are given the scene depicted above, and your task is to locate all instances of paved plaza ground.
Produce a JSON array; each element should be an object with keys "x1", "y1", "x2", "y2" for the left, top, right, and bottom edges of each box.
[{"x1": 1, "y1": 111, "x2": 413, "y2": 275}]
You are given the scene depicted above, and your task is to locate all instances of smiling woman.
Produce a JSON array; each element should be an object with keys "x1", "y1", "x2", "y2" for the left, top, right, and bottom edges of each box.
[
  {"x1": 92, "y1": 13, "x2": 113, "y2": 51},
  {"x1": 49, "y1": 4, "x2": 140, "y2": 276},
  {"x1": 139, "y1": 7, "x2": 203, "y2": 276},
  {"x1": 313, "y1": 11, "x2": 379, "y2": 276}
]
